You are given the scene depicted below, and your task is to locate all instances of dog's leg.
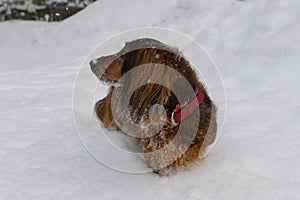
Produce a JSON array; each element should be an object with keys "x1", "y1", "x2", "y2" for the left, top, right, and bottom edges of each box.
[
  {"x1": 156, "y1": 143, "x2": 203, "y2": 175},
  {"x1": 95, "y1": 88, "x2": 119, "y2": 130},
  {"x1": 95, "y1": 97, "x2": 107, "y2": 123}
]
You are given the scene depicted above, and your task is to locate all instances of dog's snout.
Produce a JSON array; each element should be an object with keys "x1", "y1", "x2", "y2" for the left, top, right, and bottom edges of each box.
[{"x1": 90, "y1": 54, "x2": 122, "y2": 82}]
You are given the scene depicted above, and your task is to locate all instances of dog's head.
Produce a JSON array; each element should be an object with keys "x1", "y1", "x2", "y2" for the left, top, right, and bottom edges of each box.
[
  {"x1": 90, "y1": 38, "x2": 170, "y2": 83},
  {"x1": 90, "y1": 38, "x2": 201, "y2": 124}
]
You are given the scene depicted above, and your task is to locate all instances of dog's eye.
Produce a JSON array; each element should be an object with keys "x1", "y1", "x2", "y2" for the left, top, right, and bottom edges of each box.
[{"x1": 123, "y1": 42, "x2": 130, "y2": 50}]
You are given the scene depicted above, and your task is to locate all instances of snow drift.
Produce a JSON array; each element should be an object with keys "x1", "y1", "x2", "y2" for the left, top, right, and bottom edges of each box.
[{"x1": 0, "y1": 0, "x2": 299, "y2": 199}]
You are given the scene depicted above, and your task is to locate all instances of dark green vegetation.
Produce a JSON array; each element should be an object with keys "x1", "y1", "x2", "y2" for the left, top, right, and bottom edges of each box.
[{"x1": 0, "y1": 0, "x2": 95, "y2": 21}]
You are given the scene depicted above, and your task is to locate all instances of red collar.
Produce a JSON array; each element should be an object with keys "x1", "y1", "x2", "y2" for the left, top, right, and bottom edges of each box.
[{"x1": 168, "y1": 88, "x2": 204, "y2": 126}]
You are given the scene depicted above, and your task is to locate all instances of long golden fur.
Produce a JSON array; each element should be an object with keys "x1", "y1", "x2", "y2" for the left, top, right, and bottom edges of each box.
[{"x1": 90, "y1": 38, "x2": 217, "y2": 174}]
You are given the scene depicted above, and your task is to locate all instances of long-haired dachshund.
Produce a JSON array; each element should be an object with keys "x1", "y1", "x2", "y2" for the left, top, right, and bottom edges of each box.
[{"x1": 90, "y1": 38, "x2": 217, "y2": 175}]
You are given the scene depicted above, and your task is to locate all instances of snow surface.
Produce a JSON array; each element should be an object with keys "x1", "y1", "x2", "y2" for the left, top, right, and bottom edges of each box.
[{"x1": 0, "y1": 0, "x2": 300, "y2": 199}]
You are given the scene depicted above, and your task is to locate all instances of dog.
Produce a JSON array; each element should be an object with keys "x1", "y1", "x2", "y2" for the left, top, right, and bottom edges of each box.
[{"x1": 90, "y1": 38, "x2": 217, "y2": 175}]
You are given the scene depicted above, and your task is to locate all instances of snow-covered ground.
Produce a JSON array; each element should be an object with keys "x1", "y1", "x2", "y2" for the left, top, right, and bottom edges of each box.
[{"x1": 0, "y1": 0, "x2": 299, "y2": 199}]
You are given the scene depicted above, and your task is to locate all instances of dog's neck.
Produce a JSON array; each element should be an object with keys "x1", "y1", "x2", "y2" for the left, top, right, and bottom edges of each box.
[{"x1": 168, "y1": 87, "x2": 204, "y2": 126}]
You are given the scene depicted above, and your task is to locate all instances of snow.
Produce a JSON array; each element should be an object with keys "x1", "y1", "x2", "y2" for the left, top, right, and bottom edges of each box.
[{"x1": 0, "y1": 0, "x2": 300, "y2": 199}]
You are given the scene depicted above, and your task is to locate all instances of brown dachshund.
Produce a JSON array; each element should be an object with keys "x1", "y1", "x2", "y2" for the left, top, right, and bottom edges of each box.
[{"x1": 90, "y1": 38, "x2": 217, "y2": 175}]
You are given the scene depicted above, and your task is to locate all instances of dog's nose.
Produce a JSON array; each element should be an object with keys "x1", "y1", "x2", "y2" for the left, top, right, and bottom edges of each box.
[{"x1": 89, "y1": 59, "x2": 98, "y2": 71}]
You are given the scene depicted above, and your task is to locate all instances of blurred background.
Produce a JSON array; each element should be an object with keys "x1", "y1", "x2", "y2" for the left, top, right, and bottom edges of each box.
[{"x1": 0, "y1": 0, "x2": 95, "y2": 21}]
